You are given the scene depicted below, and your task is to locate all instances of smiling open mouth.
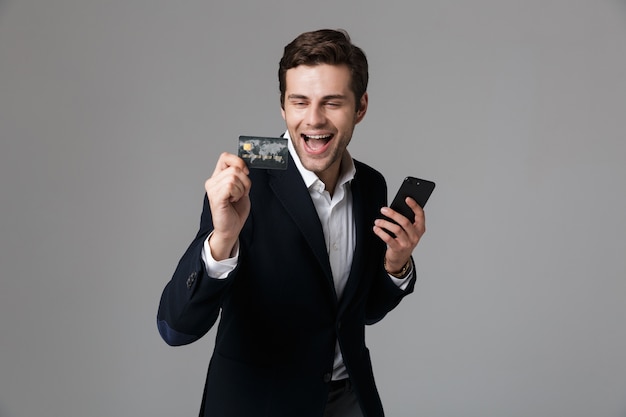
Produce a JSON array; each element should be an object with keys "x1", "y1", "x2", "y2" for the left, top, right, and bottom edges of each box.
[{"x1": 302, "y1": 133, "x2": 333, "y2": 152}]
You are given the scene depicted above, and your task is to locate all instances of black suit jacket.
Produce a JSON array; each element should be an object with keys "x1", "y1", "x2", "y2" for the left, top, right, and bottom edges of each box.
[{"x1": 157, "y1": 155, "x2": 416, "y2": 417}]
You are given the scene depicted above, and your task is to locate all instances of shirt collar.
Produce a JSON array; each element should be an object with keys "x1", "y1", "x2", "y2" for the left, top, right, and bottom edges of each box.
[{"x1": 285, "y1": 130, "x2": 356, "y2": 192}]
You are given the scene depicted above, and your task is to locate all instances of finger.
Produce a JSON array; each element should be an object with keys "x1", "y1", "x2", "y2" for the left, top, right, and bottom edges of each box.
[
  {"x1": 405, "y1": 198, "x2": 426, "y2": 237},
  {"x1": 206, "y1": 167, "x2": 251, "y2": 203},
  {"x1": 213, "y1": 152, "x2": 250, "y2": 177},
  {"x1": 376, "y1": 207, "x2": 423, "y2": 249},
  {"x1": 405, "y1": 198, "x2": 425, "y2": 224},
  {"x1": 380, "y1": 206, "x2": 413, "y2": 231},
  {"x1": 374, "y1": 217, "x2": 404, "y2": 240},
  {"x1": 372, "y1": 224, "x2": 398, "y2": 245}
]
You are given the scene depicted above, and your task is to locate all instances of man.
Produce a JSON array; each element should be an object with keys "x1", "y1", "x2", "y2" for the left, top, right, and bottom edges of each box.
[{"x1": 157, "y1": 29, "x2": 426, "y2": 417}]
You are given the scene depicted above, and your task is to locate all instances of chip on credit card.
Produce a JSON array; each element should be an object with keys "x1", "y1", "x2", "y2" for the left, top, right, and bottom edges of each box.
[{"x1": 238, "y1": 136, "x2": 289, "y2": 170}]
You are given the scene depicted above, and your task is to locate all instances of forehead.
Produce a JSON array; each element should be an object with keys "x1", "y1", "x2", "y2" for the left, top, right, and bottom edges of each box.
[{"x1": 285, "y1": 64, "x2": 353, "y2": 96}]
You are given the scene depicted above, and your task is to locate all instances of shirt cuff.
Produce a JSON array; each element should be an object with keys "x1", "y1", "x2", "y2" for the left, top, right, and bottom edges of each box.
[{"x1": 201, "y1": 232, "x2": 239, "y2": 279}]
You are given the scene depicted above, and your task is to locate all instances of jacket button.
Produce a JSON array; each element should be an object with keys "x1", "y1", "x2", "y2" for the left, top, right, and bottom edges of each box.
[
  {"x1": 323, "y1": 373, "x2": 332, "y2": 383},
  {"x1": 186, "y1": 272, "x2": 198, "y2": 289}
]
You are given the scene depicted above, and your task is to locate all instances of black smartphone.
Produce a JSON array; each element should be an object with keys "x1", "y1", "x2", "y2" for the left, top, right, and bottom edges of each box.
[{"x1": 388, "y1": 176, "x2": 436, "y2": 223}]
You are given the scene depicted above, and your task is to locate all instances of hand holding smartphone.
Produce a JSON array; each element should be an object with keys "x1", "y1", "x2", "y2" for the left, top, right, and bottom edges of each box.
[
  {"x1": 382, "y1": 176, "x2": 435, "y2": 236},
  {"x1": 389, "y1": 176, "x2": 435, "y2": 221}
]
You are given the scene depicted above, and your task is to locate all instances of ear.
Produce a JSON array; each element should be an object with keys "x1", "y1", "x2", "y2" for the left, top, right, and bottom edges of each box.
[
  {"x1": 355, "y1": 92, "x2": 368, "y2": 124},
  {"x1": 281, "y1": 106, "x2": 286, "y2": 121}
]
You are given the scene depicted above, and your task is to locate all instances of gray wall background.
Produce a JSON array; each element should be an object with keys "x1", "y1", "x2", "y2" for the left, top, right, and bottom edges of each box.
[{"x1": 1, "y1": 0, "x2": 625, "y2": 416}]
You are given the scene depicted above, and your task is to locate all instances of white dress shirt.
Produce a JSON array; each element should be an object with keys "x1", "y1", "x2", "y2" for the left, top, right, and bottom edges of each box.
[{"x1": 201, "y1": 131, "x2": 413, "y2": 380}]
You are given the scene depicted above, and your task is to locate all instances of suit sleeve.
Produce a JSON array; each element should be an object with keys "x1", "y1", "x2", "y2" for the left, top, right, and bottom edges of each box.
[
  {"x1": 365, "y1": 259, "x2": 416, "y2": 325},
  {"x1": 156, "y1": 194, "x2": 235, "y2": 346},
  {"x1": 358, "y1": 165, "x2": 417, "y2": 325}
]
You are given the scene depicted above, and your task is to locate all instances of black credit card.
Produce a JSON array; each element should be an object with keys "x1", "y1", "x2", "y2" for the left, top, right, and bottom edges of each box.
[{"x1": 238, "y1": 135, "x2": 289, "y2": 170}]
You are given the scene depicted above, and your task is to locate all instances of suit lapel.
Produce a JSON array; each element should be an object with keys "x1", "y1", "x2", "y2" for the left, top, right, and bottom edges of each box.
[
  {"x1": 338, "y1": 170, "x2": 370, "y2": 315},
  {"x1": 268, "y1": 155, "x2": 336, "y2": 297}
]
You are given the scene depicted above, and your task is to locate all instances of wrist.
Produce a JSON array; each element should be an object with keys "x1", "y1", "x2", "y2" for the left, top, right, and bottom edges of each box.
[
  {"x1": 208, "y1": 232, "x2": 238, "y2": 261},
  {"x1": 384, "y1": 258, "x2": 411, "y2": 278}
]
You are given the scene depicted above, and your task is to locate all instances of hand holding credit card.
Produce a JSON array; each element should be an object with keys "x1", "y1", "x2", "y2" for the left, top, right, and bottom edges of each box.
[{"x1": 238, "y1": 136, "x2": 289, "y2": 170}]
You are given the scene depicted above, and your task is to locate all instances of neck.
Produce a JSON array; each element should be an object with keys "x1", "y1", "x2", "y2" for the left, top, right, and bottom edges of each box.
[{"x1": 318, "y1": 163, "x2": 341, "y2": 197}]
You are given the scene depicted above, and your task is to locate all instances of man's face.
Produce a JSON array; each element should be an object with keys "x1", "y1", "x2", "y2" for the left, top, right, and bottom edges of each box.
[{"x1": 281, "y1": 64, "x2": 367, "y2": 187}]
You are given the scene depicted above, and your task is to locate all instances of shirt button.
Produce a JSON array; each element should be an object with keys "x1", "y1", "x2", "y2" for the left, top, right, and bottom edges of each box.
[{"x1": 332, "y1": 243, "x2": 338, "y2": 251}]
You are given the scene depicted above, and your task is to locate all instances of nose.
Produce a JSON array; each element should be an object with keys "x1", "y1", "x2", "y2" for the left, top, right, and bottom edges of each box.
[{"x1": 304, "y1": 105, "x2": 326, "y2": 127}]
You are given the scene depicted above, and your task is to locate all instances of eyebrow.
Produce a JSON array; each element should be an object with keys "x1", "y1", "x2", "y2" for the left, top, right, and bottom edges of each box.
[{"x1": 287, "y1": 94, "x2": 348, "y2": 101}]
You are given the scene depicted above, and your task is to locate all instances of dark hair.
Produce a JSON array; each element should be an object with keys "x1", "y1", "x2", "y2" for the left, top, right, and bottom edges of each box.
[{"x1": 278, "y1": 29, "x2": 368, "y2": 111}]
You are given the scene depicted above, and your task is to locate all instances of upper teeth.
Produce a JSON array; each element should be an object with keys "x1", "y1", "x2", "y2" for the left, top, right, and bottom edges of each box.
[{"x1": 306, "y1": 134, "x2": 330, "y2": 139}]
